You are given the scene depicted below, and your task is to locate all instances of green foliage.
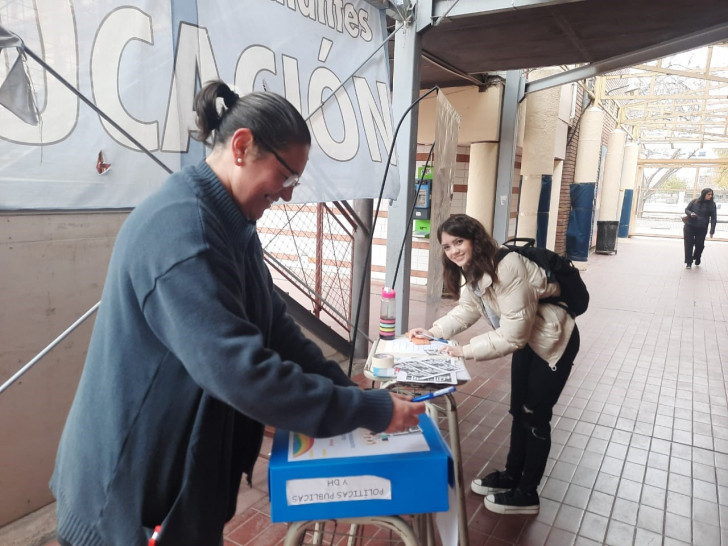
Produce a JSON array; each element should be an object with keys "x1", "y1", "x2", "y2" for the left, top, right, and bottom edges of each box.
[
  {"x1": 711, "y1": 148, "x2": 728, "y2": 189},
  {"x1": 661, "y1": 175, "x2": 688, "y2": 190}
]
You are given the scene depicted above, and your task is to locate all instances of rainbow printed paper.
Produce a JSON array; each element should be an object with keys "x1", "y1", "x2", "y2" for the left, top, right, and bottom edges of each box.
[{"x1": 291, "y1": 433, "x2": 315, "y2": 458}]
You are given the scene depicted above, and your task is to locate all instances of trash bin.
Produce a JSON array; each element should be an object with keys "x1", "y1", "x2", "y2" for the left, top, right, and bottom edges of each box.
[{"x1": 596, "y1": 221, "x2": 618, "y2": 254}]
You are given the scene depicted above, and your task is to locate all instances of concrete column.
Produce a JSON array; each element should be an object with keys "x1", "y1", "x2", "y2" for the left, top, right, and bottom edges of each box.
[
  {"x1": 618, "y1": 143, "x2": 639, "y2": 237},
  {"x1": 596, "y1": 129, "x2": 626, "y2": 253},
  {"x1": 519, "y1": 69, "x2": 560, "y2": 245},
  {"x1": 517, "y1": 174, "x2": 541, "y2": 240},
  {"x1": 465, "y1": 142, "x2": 498, "y2": 233},
  {"x1": 598, "y1": 129, "x2": 627, "y2": 222},
  {"x1": 567, "y1": 106, "x2": 604, "y2": 261},
  {"x1": 574, "y1": 107, "x2": 605, "y2": 184}
]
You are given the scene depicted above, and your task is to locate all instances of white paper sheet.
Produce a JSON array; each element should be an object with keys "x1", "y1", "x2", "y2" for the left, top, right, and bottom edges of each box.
[
  {"x1": 287, "y1": 426, "x2": 429, "y2": 461},
  {"x1": 377, "y1": 338, "x2": 451, "y2": 356}
]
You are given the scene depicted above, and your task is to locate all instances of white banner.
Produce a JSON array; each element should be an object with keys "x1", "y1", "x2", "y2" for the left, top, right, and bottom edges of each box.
[{"x1": 0, "y1": 0, "x2": 398, "y2": 210}]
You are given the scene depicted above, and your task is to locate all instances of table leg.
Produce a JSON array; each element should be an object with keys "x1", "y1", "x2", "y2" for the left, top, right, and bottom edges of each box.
[{"x1": 445, "y1": 393, "x2": 470, "y2": 546}]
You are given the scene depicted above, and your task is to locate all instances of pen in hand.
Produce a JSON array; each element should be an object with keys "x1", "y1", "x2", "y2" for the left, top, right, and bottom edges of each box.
[{"x1": 411, "y1": 386, "x2": 456, "y2": 402}]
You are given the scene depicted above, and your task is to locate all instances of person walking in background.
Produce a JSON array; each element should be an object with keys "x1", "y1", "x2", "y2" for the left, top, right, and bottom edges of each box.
[
  {"x1": 408, "y1": 214, "x2": 580, "y2": 515},
  {"x1": 50, "y1": 81, "x2": 425, "y2": 546},
  {"x1": 684, "y1": 187, "x2": 717, "y2": 268}
]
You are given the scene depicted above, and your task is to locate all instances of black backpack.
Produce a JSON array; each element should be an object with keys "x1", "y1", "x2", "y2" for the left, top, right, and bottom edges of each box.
[{"x1": 499, "y1": 238, "x2": 589, "y2": 317}]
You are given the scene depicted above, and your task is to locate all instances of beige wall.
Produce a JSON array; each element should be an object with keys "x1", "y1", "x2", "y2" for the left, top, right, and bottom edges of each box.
[
  {"x1": 416, "y1": 84, "x2": 502, "y2": 144},
  {"x1": 0, "y1": 212, "x2": 127, "y2": 526}
]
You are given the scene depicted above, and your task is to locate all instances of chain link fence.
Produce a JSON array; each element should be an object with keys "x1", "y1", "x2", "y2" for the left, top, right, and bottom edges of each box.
[{"x1": 259, "y1": 202, "x2": 356, "y2": 337}]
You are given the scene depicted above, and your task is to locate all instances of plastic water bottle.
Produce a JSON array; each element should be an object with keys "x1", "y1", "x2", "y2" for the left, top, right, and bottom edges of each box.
[{"x1": 379, "y1": 287, "x2": 396, "y2": 340}]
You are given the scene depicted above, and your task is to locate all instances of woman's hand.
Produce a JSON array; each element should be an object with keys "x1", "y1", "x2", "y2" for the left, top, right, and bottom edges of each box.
[
  {"x1": 385, "y1": 393, "x2": 426, "y2": 433},
  {"x1": 406, "y1": 327, "x2": 433, "y2": 340},
  {"x1": 440, "y1": 345, "x2": 464, "y2": 358}
]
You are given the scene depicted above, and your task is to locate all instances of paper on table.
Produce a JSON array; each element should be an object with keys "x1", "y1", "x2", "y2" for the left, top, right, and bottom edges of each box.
[
  {"x1": 370, "y1": 337, "x2": 471, "y2": 382},
  {"x1": 377, "y1": 337, "x2": 450, "y2": 356},
  {"x1": 393, "y1": 356, "x2": 463, "y2": 384}
]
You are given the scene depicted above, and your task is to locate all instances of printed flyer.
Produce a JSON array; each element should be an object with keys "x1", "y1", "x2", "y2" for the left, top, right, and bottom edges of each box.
[{"x1": 287, "y1": 426, "x2": 429, "y2": 461}]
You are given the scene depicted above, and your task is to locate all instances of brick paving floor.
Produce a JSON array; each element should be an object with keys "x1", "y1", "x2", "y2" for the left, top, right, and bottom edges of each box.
[{"x1": 45, "y1": 236, "x2": 728, "y2": 545}]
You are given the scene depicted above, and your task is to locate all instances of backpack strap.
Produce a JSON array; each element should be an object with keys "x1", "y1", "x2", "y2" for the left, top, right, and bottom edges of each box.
[
  {"x1": 498, "y1": 242, "x2": 575, "y2": 316},
  {"x1": 503, "y1": 237, "x2": 536, "y2": 249},
  {"x1": 495, "y1": 246, "x2": 509, "y2": 265}
]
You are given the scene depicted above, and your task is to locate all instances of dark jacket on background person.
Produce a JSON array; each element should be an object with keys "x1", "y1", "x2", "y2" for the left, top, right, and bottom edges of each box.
[
  {"x1": 685, "y1": 193, "x2": 717, "y2": 234},
  {"x1": 50, "y1": 161, "x2": 392, "y2": 546}
]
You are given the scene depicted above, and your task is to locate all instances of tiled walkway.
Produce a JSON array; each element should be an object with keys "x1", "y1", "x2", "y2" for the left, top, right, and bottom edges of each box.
[{"x1": 46, "y1": 236, "x2": 728, "y2": 545}]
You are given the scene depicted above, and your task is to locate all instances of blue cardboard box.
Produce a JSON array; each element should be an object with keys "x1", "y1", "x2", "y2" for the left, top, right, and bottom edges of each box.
[{"x1": 268, "y1": 414, "x2": 452, "y2": 522}]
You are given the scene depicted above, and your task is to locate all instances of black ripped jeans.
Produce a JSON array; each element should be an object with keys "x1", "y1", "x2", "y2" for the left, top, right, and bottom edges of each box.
[{"x1": 504, "y1": 326, "x2": 580, "y2": 493}]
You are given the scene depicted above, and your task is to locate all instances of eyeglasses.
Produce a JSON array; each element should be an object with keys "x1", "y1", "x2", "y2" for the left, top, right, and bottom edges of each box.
[{"x1": 253, "y1": 133, "x2": 301, "y2": 188}]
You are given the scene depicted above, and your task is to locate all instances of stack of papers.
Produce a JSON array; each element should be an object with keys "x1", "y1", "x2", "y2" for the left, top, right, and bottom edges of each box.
[
  {"x1": 372, "y1": 338, "x2": 470, "y2": 384},
  {"x1": 392, "y1": 356, "x2": 462, "y2": 384}
]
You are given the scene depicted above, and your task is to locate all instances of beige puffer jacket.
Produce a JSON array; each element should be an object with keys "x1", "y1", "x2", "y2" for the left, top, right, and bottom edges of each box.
[{"x1": 429, "y1": 252, "x2": 576, "y2": 370}]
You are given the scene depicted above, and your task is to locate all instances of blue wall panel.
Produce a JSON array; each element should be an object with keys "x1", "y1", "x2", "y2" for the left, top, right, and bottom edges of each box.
[
  {"x1": 566, "y1": 182, "x2": 595, "y2": 261},
  {"x1": 618, "y1": 189, "x2": 633, "y2": 238},
  {"x1": 536, "y1": 174, "x2": 552, "y2": 248}
]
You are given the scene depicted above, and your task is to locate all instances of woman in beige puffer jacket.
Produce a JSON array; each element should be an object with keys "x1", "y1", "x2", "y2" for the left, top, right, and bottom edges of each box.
[{"x1": 409, "y1": 214, "x2": 580, "y2": 516}]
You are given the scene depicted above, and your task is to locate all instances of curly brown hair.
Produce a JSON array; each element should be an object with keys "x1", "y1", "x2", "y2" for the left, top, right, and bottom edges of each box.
[{"x1": 437, "y1": 214, "x2": 501, "y2": 298}]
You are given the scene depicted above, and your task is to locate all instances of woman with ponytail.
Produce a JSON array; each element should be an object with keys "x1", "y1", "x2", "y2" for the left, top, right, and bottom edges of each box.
[{"x1": 50, "y1": 81, "x2": 424, "y2": 546}]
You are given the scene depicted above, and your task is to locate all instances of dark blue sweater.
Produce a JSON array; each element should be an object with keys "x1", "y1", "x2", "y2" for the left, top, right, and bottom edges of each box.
[{"x1": 50, "y1": 161, "x2": 392, "y2": 545}]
